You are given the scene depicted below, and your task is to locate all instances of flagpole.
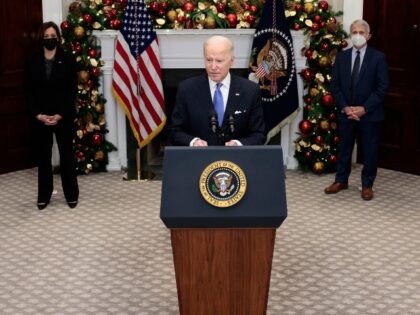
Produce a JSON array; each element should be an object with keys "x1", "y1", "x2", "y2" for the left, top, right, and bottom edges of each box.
[{"x1": 136, "y1": 147, "x2": 141, "y2": 181}]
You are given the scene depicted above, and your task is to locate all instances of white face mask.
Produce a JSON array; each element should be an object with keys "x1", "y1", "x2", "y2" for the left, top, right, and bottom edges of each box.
[{"x1": 350, "y1": 34, "x2": 367, "y2": 48}]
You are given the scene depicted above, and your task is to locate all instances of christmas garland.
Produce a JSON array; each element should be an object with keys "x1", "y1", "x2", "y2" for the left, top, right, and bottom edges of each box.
[
  {"x1": 61, "y1": 0, "x2": 125, "y2": 174},
  {"x1": 61, "y1": 0, "x2": 346, "y2": 175},
  {"x1": 146, "y1": 0, "x2": 264, "y2": 29},
  {"x1": 284, "y1": 0, "x2": 347, "y2": 174}
]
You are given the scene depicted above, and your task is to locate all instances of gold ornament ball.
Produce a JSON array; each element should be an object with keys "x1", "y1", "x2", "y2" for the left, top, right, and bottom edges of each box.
[
  {"x1": 313, "y1": 161, "x2": 325, "y2": 174},
  {"x1": 319, "y1": 56, "x2": 330, "y2": 67},
  {"x1": 74, "y1": 26, "x2": 86, "y2": 39},
  {"x1": 327, "y1": 22, "x2": 338, "y2": 33},
  {"x1": 304, "y1": 3, "x2": 314, "y2": 14},
  {"x1": 310, "y1": 87, "x2": 320, "y2": 97},
  {"x1": 94, "y1": 150, "x2": 105, "y2": 161},
  {"x1": 204, "y1": 16, "x2": 216, "y2": 29},
  {"x1": 78, "y1": 70, "x2": 90, "y2": 83},
  {"x1": 319, "y1": 120, "x2": 330, "y2": 131},
  {"x1": 69, "y1": 1, "x2": 82, "y2": 16},
  {"x1": 167, "y1": 10, "x2": 177, "y2": 23},
  {"x1": 95, "y1": 103, "x2": 104, "y2": 113}
]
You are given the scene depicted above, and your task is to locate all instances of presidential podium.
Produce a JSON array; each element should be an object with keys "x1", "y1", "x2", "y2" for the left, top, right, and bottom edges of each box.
[{"x1": 160, "y1": 146, "x2": 287, "y2": 315}]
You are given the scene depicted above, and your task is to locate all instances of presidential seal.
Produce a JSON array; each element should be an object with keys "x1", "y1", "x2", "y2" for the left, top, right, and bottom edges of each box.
[{"x1": 199, "y1": 160, "x2": 247, "y2": 208}]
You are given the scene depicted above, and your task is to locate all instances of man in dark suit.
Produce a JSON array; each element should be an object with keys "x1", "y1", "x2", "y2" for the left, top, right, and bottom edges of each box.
[
  {"x1": 325, "y1": 19, "x2": 389, "y2": 200},
  {"x1": 169, "y1": 35, "x2": 265, "y2": 146}
]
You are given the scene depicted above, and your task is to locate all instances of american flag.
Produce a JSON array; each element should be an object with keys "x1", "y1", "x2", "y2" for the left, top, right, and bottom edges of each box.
[{"x1": 112, "y1": 0, "x2": 165, "y2": 148}]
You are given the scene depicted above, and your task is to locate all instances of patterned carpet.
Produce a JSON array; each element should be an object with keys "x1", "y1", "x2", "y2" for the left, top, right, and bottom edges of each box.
[{"x1": 0, "y1": 165, "x2": 419, "y2": 315}]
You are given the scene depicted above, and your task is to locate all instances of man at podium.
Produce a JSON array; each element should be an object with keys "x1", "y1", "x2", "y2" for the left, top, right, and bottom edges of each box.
[{"x1": 168, "y1": 35, "x2": 266, "y2": 146}]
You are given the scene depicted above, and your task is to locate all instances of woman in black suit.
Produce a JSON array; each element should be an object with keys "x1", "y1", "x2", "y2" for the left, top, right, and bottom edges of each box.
[{"x1": 25, "y1": 21, "x2": 79, "y2": 210}]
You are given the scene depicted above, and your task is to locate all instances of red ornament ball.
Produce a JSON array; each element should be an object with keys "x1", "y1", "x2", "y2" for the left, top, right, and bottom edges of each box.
[
  {"x1": 313, "y1": 15, "x2": 321, "y2": 23},
  {"x1": 149, "y1": 1, "x2": 159, "y2": 11},
  {"x1": 183, "y1": 1, "x2": 195, "y2": 12},
  {"x1": 249, "y1": 5, "x2": 258, "y2": 13},
  {"x1": 92, "y1": 133, "x2": 103, "y2": 146},
  {"x1": 321, "y1": 94, "x2": 334, "y2": 107},
  {"x1": 110, "y1": 19, "x2": 121, "y2": 29},
  {"x1": 304, "y1": 49, "x2": 313, "y2": 59},
  {"x1": 293, "y1": 23, "x2": 301, "y2": 31},
  {"x1": 329, "y1": 155, "x2": 337, "y2": 163},
  {"x1": 333, "y1": 136, "x2": 340, "y2": 144},
  {"x1": 91, "y1": 67, "x2": 101, "y2": 77},
  {"x1": 315, "y1": 135, "x2": 323, "y2": 145},
  {"x1": 320, "y1": 42, "x2": 330, "y2": 51},
  {"x1": 108, "y1": 9, "x2": 118, "y2": 19},
  {"x1": 159, "y1": 1, "x2": 168, "y2": 10},
  {"x1": 302, "y1": 68, "x2": 312, "y2": 81},
  {"x1": 177, "y1": 16, "x2": 186, "y2": 24},
  {"x1": 299, "y1": 120, "x2": 312, "y2": 134},
  {"x1": 117, "y1": 0, "x2": 128, "y2": 7},
  {"x1": 76, "y1": 151, "x2": 85, "y2": 159},
  {"x1": 185, "y1": 19, "x2": 194, "y2": 29},
  {"x1": 304, "y1": 96, "x2": 312, "y2": 105},
  {"x1": 60, "y1": 20, "x2": 70, "y2": 31},
  {"x1": 88, "y1": 48, "x2": 97, "y2": 58},
  {"x1": 320, "y1": 21, "x2": 326, "y2": 28},
  {"x1": 83, "y1": 14, "x2": 93, "y2": 24},
  {"x1": 103, "y1": 0, "x2": 113, "y2": 5},
  {"x1": 341, "y1": 39, "x2": 349, "y2": 48},
  {"x1": 304, "y1": 151, "x2": 312, "y2": 159},
  {"x1": 304, "y1": 105, "x2": 311, "y2": 112},
  {"x1": 226, "y1": 13, "x2": 238, "y2": 28},
  {"x1": 216, "y1": 2, "x2": 226, "y2": 13},
  {"x1": 295, "y1": 4, "x2": 303, "y2": 11},
  {"x1": 328, "y1": 112, "x2": 337, "y2": 120},
  {"x1": 73, "y1": 42, "x2": 82, "y2": 54},
  {"x1": 311, "y1": 23, "x2": 319, "y2": 32},
  {"x1": 319, "y1": 0, "x2": 329, "y2": 10},
  {"x1": 246, "y1": 14, "x2": 256, "y2": 25}
]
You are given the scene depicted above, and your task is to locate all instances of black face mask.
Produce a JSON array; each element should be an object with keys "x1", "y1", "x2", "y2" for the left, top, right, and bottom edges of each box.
[{"x1": 43, "y1": 38, "x2": 58, "y2": 51}]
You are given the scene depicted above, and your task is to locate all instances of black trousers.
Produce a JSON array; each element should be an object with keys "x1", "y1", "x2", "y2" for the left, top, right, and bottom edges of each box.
[{"x1": 34, "y1": 120, "x2": 79, "y2": 203}]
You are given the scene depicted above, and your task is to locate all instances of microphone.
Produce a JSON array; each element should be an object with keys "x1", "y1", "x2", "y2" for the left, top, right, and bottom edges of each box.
[
  {"x1": 209, "y1": 109, "x2": 218, "y2": 134},
  {"x1": 228, "y1": 113, "x2": 235, "y2": 134}
]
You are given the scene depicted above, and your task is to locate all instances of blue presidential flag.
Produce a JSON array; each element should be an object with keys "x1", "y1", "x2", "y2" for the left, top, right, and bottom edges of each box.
[{"x1": 249, "y1": 0, "x2": 299, "y2": 141}]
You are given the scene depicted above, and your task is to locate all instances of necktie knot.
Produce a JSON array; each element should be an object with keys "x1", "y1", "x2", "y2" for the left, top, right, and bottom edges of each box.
[{"x1": 213, "y1": 83, "x2": 224, "y2": 127}]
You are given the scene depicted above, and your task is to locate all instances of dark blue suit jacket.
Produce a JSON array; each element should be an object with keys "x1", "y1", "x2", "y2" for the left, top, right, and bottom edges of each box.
[
  {"x1": 331, "y1": 46, "x2": 388, "y2": 122},
  {"x1": 169, "y1": 73, "x2": 266, "y2": 145}
]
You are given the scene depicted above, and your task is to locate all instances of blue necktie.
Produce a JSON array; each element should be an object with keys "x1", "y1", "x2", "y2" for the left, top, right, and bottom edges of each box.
[{"x1": 213, "y1": 83, "x2": 224, "y2": 127}]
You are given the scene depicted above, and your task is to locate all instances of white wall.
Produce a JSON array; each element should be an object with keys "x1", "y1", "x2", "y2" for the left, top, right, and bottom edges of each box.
[{"x1": 342, "y1": 0, "x2": 363, "y2": 33}]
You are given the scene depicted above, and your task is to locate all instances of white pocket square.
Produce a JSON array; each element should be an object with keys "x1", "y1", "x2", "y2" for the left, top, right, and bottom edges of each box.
[{"x1": 234, "y1": 110, "x2": 246, "y2": 114}]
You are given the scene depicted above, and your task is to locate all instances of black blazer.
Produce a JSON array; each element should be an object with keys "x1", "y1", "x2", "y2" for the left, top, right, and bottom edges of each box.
[
  {"x1": 169, "y1": 73, "x2": 266, "y2": 145},
  {"x1": 24, "y1": 48, "x2": 78, "y2": 121}
]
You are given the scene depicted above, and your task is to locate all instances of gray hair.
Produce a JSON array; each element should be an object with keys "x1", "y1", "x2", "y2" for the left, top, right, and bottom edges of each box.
[
  {"x1": 203, "y1": 35, "x2": 234, "y2": 55},
  {"x1": 350, "y1": 19, "x2": 370, "y2": 33}
]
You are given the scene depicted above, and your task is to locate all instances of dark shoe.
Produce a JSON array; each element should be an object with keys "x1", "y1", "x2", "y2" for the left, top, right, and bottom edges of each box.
[
  {"x1": 361, "y1": 187, "x2": 374, "y2": 200},
  {"x1": 324, "y1": 182, "x2": 348, "y2": 194},
  {"x1": 67, "y1": 201, "x2": 78, "y2": 209},
  {"x1": 37, "y1": 202, "x2": 48, "y2": 210}
]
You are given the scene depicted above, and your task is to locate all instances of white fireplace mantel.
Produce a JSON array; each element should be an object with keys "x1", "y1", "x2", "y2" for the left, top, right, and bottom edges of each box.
[{"x1": 156, "y1": 29, "x2": 256, "y2": 69}]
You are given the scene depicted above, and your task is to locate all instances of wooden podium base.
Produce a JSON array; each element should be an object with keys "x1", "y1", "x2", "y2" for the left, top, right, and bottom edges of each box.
[{"x1": 171, "y1": 228, "x2": 276, "y2": 315}]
